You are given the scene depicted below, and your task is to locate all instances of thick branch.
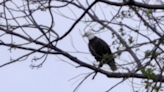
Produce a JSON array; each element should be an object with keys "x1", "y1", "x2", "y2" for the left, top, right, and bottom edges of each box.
[
  {"x1": 100, "y1": 0, "x2": 164, "y2": 9},
  {"x1": 57, "y1": 47, "x2": 164, "y2": 82}
]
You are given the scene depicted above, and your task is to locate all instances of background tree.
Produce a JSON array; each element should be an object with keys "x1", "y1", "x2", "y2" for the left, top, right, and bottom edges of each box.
[{"x1": 1, "y1": 0, "x2": 164, "y2": 92}]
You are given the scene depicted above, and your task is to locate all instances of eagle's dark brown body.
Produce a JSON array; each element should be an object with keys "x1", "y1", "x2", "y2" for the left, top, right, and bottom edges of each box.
[{"x1": 88, "y1": 37, "x2": 117, "y2": 71}]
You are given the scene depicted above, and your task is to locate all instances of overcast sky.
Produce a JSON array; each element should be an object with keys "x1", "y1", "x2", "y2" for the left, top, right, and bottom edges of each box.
[{"x1": 0, "y1": 0, "x2": 160, "y2": 92}]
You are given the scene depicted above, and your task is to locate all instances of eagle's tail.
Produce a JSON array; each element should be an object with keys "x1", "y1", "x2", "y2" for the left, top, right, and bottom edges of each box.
[{"x1": 108, "y1": 61, "x2": 117, "y2": 71}]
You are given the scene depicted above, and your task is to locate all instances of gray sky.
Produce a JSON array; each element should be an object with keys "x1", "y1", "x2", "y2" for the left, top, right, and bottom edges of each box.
[{"x1": 0, "y1": 0, "x2": 161, "y2": 92}]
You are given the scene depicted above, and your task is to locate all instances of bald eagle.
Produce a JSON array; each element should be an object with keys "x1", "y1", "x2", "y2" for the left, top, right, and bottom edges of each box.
[{"x1": 83, "y1": 31, "x2": 117, "y2": 71}]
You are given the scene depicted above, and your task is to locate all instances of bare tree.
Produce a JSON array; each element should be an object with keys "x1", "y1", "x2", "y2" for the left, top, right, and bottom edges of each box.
[{"x1": 1, "y1": 0, "x2": 164, "y2": 92}]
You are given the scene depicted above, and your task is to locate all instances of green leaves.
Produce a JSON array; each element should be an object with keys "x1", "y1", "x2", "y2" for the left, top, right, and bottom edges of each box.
[
  {"x1": 144, "y1": 50, "x2": 152, "y2": 58},
  {"x1": 141, "y1": 68, "x2": 161, "y2": 91},
  {"x1": 147, "y1": 9, "x2": 152, "y2": 14},
  {"x1": 120, "y1": 28, "x2": 123, "y2": 32},
  {"x1": 144, "y1": 22, "x2": 149, "y2": 26},
  {"x1": 120, "y1": 39, "x2": 125, "y2": 45},
  {"x1": 103, "y1": 53, "x2": 115, "y2": 61},
  {"x1": 119, "y1": 27, "x2": 125, "y2": 36},
  {"x1": 103, "y1": 53, "x2": 110, "y2": 60},
  {"x1": 144, "y1": 50, "x2": 159, "y2": 59},
  {"x1": 144, "y1": 80, "x2": 152, "y2": 89},
  {"x1": 146, "y1": 9, "x2": 152, "y2": 17},
  {"x1": 142, "y1": 68, "x2": 155, "y2": 79},
  {"x1": 128, "y1": 36, "x2": 133, "y2": 44},
  {"x1": 117, "y1": 51, "x2": 122, "y2": 56},
  {"x1": 121, "y1": 11, "x2": 125, "y2": 17},
  {"x1": 141, "y1": 68, "x2": 160, "y2": 91}
]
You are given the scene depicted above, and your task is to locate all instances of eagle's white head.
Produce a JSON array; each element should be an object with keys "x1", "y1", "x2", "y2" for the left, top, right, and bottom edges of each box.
[{"x1": 83, "y1": 31, "x2": 95, "y2": 40}]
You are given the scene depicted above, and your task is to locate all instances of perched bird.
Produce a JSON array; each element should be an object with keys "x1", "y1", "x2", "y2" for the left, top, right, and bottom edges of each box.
[{"x1": 83, "y1": 31, "x2": 117, "y2": 71}]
